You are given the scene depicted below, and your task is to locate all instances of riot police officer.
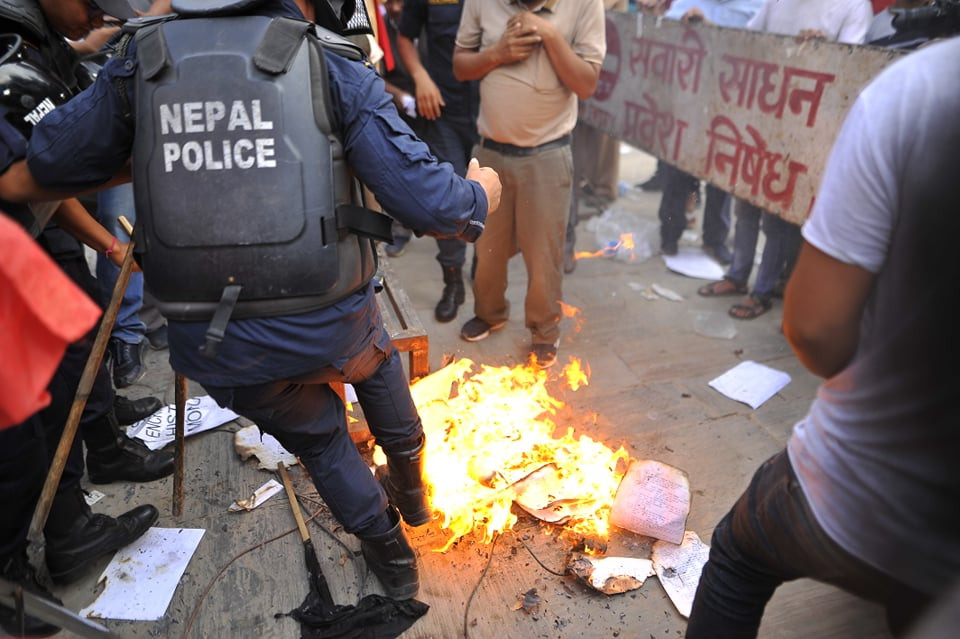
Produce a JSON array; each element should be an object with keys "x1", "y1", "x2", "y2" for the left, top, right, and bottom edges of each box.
[{"x1": 7, "y1": 0, "x2": 500, "y2": 609}]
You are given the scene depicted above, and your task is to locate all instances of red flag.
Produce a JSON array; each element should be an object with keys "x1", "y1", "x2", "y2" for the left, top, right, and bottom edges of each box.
[
  {"x1": 376, "y1": 3, "x2": 395, "y2": 72},
  {"x1": 0, "y1": 214, "x2": 101, "y2": 429}
]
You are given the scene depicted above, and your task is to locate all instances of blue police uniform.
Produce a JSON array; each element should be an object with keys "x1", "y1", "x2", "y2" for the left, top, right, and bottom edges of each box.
[{"x1": 27, "y1": 0, "x2": 488, "y2": 536}]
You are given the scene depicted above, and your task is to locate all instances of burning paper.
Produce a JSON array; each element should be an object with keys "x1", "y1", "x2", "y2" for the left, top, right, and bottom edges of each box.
[
  {"x1": 651, "y1": 531, "x2": 711, "y2": 618},
  {"x1": 234, "y1": 424, "x2": 297, "y2": 470},
  {"x1": 609, "y1": 460, "x2": 690, "y2": 544},
  {"x1": 401, "y1": 358, "x2": 631, "y2": 550},
  {"x1": 568, "y1": 555, "x2": 655, "y2": 595},
  {"x1": 126, "y1": 395, "x2": 239, "y2": 450}
]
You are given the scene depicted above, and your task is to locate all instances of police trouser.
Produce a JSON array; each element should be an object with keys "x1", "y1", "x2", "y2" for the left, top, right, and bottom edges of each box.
[{"x1": 203, "y1": 339, "x2": 423, "y2": 536}]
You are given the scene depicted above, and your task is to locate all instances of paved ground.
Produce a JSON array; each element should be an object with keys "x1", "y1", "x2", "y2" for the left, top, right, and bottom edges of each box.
[{"x1": 51, "y1": 147, "x2": 893, "y2": 638}]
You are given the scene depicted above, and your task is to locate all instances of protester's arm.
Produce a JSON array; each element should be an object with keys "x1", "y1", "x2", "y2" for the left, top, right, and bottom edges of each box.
[
  {"x1": 52, "y1": 198, "x2": 137, "y2": 269},
  {"x1": 396, "y1": 34, "x2": 444, "y2": 120},
  {"x1": 782, "y1": 243, "x2": 874, "y2": 378}
]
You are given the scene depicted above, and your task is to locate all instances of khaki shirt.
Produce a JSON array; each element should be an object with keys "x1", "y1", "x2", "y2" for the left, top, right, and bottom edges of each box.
[{"x1": 456, "y1": 0, "x2": 605, "y2": 147}]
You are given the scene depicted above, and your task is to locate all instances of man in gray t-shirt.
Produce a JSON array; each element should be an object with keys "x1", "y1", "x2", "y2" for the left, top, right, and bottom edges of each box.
[{"x1": 686, "y1": 36, "x2": 960, "y2": 638}]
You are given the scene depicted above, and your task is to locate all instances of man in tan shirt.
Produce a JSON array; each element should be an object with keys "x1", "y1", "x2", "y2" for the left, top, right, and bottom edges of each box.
[{"x1": 453, "y1": 0, "x2": 606, "y2": 368}]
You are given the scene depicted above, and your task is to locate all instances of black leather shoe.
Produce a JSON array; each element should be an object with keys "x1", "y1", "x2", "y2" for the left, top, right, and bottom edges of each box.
[
  {"x1": 434, "y1": 265, "x2": 465, "y2": 323},
  {"x1": 113, "y1": 395, "x2": 163, "y2": 425},
  {"x1": 46, "y1": 505, "x2": 159, "y2": 584},
  {"x1": 86, "y1": 437, "x2": 174, "y2": 484},
  {"x1": 0, "y1": 553, "x2": 61, "y2": 637},
  {"x1": 110, "y1": 338, "x2": 145, "y2": 388}
]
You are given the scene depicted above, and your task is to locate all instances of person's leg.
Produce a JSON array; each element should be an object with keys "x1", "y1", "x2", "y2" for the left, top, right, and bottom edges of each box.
[
  {"x1": 701, "y1": 186, "x2": 732, "y2": 263},
  {"x1": 204, "y1": 375, "x2": 419, "y2": 598},
  {"x1": 725, "y1": 199, "x2": 762, "y2": 287},
  {"x1": 588, "y1": 126, "x2": 621, "y2": 203},
  {"x1": 466, "y1": 146, "x2": 517, "y2": 335},
  {"x1": 688, "y1": 451, "x2": 931, "y2": 639},
  {"x1": 346, "y1": 342, "x2": 429, "y2": 526},
  {"x1": 657, "y1": 165, "x2": 698, "y2": 255},
  {"x1": 95, "y1": 185, "x2": 148, "y2": 387},
  {"x1": 751, "y1": 212, "x2": 798, "y2": 300},
  {"x1": 515, "y1": 146, "x2": 571, "y2": 354},
  {"x1": 206, "y1": 379, "x2": 386, "y2": 534},
  {"x1": 425, "y1": 117, "x2": 471, "y2": 322},
  {"x1": 0, "y1": 417, "x2": 62, "y2": 637}
]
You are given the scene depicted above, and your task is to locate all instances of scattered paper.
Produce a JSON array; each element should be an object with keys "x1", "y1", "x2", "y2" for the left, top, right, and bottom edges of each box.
[
  {"x1": 568, "y1": 555, "x2": 655, "y2": 595},
  {"x1": 83, "y1": 489, "x2": 106, "y2": 507},
  {"x1": 229, "y1": 479, "x2": 284, "y2": 512},
  {"x1": 610, "y1": 460, "x2": 690, "y2": 544},
  {"x1": 234, "y1": 425, "x2": 297, "y2": 470},
  {"x1": 80, "y1": 527, "x2": 204, "y2": 621},
  {"x1": 662, "y1": 247, "x2": 726, "y2": 281},
  {"x1": 651, "y1": 283, "x2": 684, "y2": 302},
  {"x1": 652, "y1": 531, "x2": 711, "y2": 618},
  {"x1": 708, "y1": 360, "x2": 791, "y2": 409},
  {"x1": 126, "y1": 395, "x2": 239, "y2": 450}
]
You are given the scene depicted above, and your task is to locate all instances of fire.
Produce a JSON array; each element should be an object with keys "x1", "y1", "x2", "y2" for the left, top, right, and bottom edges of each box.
[
  {"x1": 559, "y1": 301, "x2": 585, "y2": 335},
  {"x1": 574, "y1": 233, "x2": 639, "y2": 262},
  {"x1": 381, "y1": 357, "x2": 631, "y2": 552}
]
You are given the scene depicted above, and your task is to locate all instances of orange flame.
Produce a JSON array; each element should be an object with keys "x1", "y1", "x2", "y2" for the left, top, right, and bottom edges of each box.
[
  {"x1": 559, "y1": 301, "x2": 585, "y2": 334},
  {"x1": 382, "y1": 358, "x2": 631, "y2": 551},
  {"x1": 574, "y1": 233, "x2": 638, "y2": 262}
]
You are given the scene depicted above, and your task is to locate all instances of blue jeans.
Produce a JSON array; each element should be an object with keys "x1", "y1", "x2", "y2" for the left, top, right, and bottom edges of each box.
[
  {"x1": 96, "y1": 184, "x2": 146, "y2": 344},
  {"x1": 204, "y1": 343, "x2": 422, "y2": 535},
  {"x1": 686, "y1": 451, "x2": 932, "y2": 639},
  {"x1": 423, "y1": 115, "x2": 476, "y2": 268},
  {"x1": 657, "y1": 164, "x2": 730, "y2": 250},
  {"x1": 726, "y1": 203, "x2": 801, "y2": 299}
]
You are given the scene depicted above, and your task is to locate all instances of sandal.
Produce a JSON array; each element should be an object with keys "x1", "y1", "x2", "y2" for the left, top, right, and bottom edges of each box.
[
  {"x1": 729, "y1": 295, "x2": 772, "y2": 320},
  {"x1": 698, "y1": 279, "x2": 748, "y2": 297}
]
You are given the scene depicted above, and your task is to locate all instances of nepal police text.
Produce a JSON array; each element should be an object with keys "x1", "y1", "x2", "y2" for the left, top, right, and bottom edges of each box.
[{"x1": 159, "y1": 99, "x2": 276, "y2": 173}]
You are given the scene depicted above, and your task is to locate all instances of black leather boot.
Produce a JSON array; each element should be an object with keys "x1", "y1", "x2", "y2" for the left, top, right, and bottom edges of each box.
[
  {"x1": 358, "y1": 506, "x2": 419, "y2": 600},
  {"x1": 45, "y1": 486, "x2": 158, "y2": 584},
  {"x1": 83, "y1": 410, "x2": 175, "y2": 484},
  {"x1": 113, "y1": 394, "x2": 163, "y2": 425},
  {"x1": 376, "y1": 435, "x2": 431, "y2": 526},
  {"x1": 434, "y1": 265, "x2": 465, "y2": 323},
  {"x1": 0, "y1": 551, "x2": 61, "y2": 637}
]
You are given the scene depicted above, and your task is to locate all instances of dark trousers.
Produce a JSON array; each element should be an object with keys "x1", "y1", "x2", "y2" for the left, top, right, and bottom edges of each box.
[
  {"x1": 423, "y1": 115, "x2": 476, "y2": 268},
  {"x1": 657, "y1": 164, "x2": 730, "y2": 250},
  {"x1": 686, "y1": 451, "x2": 933, "y2": 639},
  {"x1": 204, "y1": 342, "x2": 422, "y2": 536},
  {"x1": 0, "y1": 417, "x2": 47, "y2": 561}
]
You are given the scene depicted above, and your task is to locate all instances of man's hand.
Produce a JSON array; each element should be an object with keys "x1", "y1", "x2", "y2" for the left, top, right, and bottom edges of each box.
[
  {"x1": 467, "y1": 158, "x2": 501, "y2": 214},
  {"x1": 796, "y1": 29, "x2": 828, "y2": 43},
  {"x1": 492, "y1": 13, "x2": 543, "y2": 65},
  {"x1": 413, "y1": 71, "x2": 445, "y2": 120},
  {"x1": 681, "y1": 8, "x2": 707, "y2": 25}
]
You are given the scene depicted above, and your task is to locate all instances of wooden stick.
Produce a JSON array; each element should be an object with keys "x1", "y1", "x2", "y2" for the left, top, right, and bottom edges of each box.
[
  {"x1": 26, "y1": 215, "x2": 138, "y2": 569},
  {"x1": 278, "y1": 463, "x2": 310, "y2": 542},
  {"x1": 173, "y1": 373, "x2": 187, "y2": 516}
]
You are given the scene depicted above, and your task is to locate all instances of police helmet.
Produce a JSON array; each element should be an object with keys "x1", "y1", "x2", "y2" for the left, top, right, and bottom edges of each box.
[{"x1": 0, "y1": 34, "x2": 73, "y2": 139}]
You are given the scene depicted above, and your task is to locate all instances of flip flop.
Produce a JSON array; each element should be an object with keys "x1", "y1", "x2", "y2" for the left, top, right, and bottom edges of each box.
[
  {"x1": 698, "y1": 279, "x2": 748, "y2": 297},
  {"x1": 729, "y1": 295, "x2": 772, "y2": 320}
]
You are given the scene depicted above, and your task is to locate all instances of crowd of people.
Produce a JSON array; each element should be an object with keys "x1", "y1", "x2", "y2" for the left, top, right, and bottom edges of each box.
[{"x1": 0, "y1": 0, "x2": 956, "y2": 637}]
